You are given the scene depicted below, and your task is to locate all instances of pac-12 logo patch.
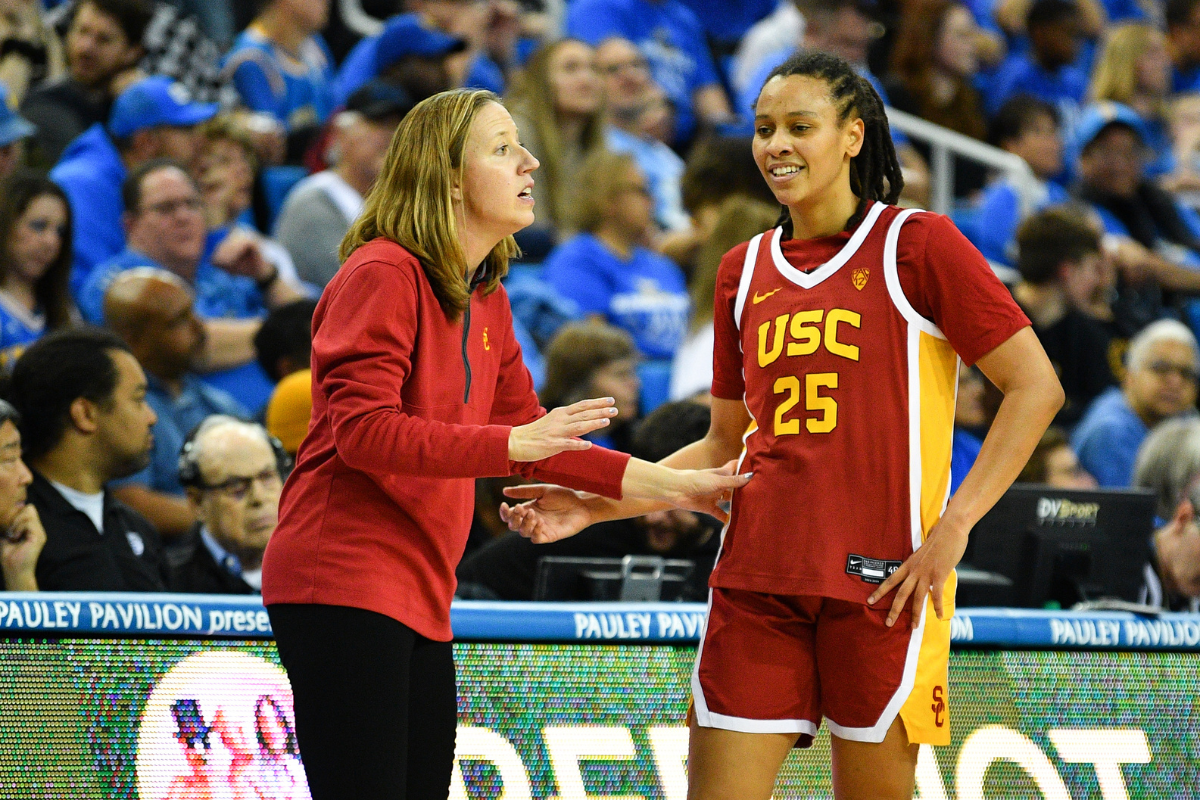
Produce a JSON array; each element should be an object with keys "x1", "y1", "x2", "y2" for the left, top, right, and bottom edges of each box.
[
  {"x1": 931, "y1": 685, "x2": 946, "y2": 727},
  {"x1": 851, "y1": 268, "x2": 869, "y2": 290}
]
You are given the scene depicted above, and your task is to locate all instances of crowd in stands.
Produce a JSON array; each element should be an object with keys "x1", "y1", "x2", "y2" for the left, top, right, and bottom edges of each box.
[{"x1": 0, "y1": 0, "x2": 1196, "y2": 611}]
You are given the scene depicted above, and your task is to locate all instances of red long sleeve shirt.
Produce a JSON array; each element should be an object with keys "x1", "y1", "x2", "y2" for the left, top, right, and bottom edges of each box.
[{"x1": 261, "y1": 239, "x2": 630, "y2": 640}]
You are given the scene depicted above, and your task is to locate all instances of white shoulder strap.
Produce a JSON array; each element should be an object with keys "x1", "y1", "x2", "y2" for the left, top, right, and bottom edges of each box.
[
  {"x1": 733, "y1": 230, "x2": 768, "y2": 332},
  {"x1": 882, "y1": 209, "x2": 946, "y2": 339}
]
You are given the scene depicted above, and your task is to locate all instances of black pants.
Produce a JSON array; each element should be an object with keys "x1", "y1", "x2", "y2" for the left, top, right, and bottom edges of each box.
[{"x1": 268, "y1": 603, "x2": 457, "y2": 799}]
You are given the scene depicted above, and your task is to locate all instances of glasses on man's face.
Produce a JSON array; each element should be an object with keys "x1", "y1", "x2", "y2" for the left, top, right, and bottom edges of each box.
[
  {"x1": 601, "y1": 58, "x2": 649, "y2": 75},
  {"x1": 1146, "y1": 359, "x2": 1199, "y2": 383},
  {"x1": 140, "y1": 197, "x2": 204, "y2": 217},
  {"x1": 201, "y1": 468, "x2": 281, "y2": 500}
]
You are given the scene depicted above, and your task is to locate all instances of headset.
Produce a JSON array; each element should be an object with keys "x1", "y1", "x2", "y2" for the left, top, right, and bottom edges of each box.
[{"x1": 178, "y1": 414, "x2": 293, "y2": 489}]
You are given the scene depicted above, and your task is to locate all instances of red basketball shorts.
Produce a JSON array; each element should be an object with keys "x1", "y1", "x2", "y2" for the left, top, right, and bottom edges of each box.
[{"x1": 691, "y1": 585, "x2": 952, "y2": 746}]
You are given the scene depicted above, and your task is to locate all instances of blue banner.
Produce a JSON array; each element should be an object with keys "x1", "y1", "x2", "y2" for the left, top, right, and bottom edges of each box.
[{"x1": 0, "y1": 593, "x2": 1198, "y2": 650}]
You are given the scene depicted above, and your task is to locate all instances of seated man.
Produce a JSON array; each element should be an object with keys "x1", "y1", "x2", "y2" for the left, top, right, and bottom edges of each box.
[
  {"x1": 172, "y1": 416, "x2": 287, "y2": 594},
  {"x1": 103, "y1": 268, "x2": 247, "y2": 542},
  {"x1": 0, "y1": 399, "x2": 46, "y2": 591},
  {"x1": 1073, "y1": 319, "x2": 1200, "y2": 486},
  {"x1": 81, "y1": 159, "x2": 308, "y2": 412},
  {"x1": 1132, "y1": 416, "x2": 1200, "y2": 611},
  {"x1": 456, "y1": 401, "x2": 720, "y2": 601},
  {"x1": 1012, "y1": 207, "x2": 1117, "y2": 425},
  {"x1": 7, "y1": 327, "x2": 169, "y2": 591}
]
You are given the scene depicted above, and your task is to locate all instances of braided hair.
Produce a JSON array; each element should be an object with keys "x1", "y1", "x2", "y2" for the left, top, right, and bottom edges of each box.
[{"x1": 758, "y1": 50, "x2": 904, "y2": 235}]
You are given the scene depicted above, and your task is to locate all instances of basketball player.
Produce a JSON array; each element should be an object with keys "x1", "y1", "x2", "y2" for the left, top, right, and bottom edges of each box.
[{"x1": 501, "y1": 51, "x2": 1064, "y2": 799}]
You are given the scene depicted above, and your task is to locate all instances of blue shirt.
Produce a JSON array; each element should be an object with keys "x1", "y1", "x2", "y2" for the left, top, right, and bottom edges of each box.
[
  {"x1": 223, "y1": 27, "x2": 336, "y2": 131},
  {"x1": 0, "y1": 292, "x2": 44, "y2": 371},
  {"x1": 985, "y1": 53, "x2": 1088, "y2": 123},
  {"x1": 114, "y1": 374, "x2": 247, "y2": 496},
  {"x1": 676, "y1": 0, "x2": 775, "y2": 44},
  {"x1": 565, "y1": 0, "x2": 721, "y2": 145},
  {"x1": 543, "y1": 233, "x2": 690, "y2": 358},
  {"x1": 970, "y1": 178, "x2": 1068, "y2": 265},
  {"x1": 950, "y1": 428, "x2": 983, "y2": 495},
  {"x1": 1071, "y1": 387, "x2": 1146, "y2": 487},
  {"x1": 335, "y1": 31, "x2": 503, "y2": 106},
  {"x1": 79, "y1": 246, "x2": 268, "y2": 326},
  {"x1": 49, "y1": 124, "x2": 127, "y2": 299}
]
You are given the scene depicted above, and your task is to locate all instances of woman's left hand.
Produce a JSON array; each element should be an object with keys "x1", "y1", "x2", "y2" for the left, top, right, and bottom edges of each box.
[{"x1": 867, "y1": 517, "x2": 969, "y2": 629}]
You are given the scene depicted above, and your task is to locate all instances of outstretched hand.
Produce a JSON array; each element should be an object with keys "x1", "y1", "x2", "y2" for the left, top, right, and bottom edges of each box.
[
  {"x1": 500, "y1": 484, "x2": 595, "y2": 544},
  {"x1": 867, "y1": 518, "x2": 969, "y2": 629},
  {"x1": 508, "y1": 397, "x2": 617, "y2": 462}
]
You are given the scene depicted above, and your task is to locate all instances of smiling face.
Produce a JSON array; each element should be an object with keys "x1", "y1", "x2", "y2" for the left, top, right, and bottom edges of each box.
[
  {"x1": 6, "y1": 193, "x2": 68, "y2": 287},
  {"x1": 752, "y1": 74, "x2": 863, "y2": 224},
  {"x1": 456, "y1": 102, "x2": 540, "y2": 249}
]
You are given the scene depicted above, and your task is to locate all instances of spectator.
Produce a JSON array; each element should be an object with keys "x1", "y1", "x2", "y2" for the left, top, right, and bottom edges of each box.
[
  {"x1": 1072, "y1": 101, "x2": 1200, "y2": 333},
  {"x1": 505, "y1": 38, "x2": 606, "y2": 242},
  {"x1": 222, "y1": 0, "x2": 335, "y2": 161},
  {"x1": 457, "y1": 400, "x2": 720, "y2": 600},
  {"x1": 172, "y1": 416, "x2": 287, "y2": 594},
  {"x1": 0, "y1": 398, "x2": 45, "y2": 591},
  {"x1": 254, "y1": 298, "x2": 315, "y2": 385},
  {"x1": 1089, "y1": 23, "x2": 1174, "y2": 178},
  {"x1": 0, "y1": 0, "x2": 66, "y2": 108},
  {"x1": 195, "y1": 114, "x2": 260, "y2": 232},
  {"x1": 886, "y1": 0, "x2": 989, "y2": 197},
  {"x1": 970, "y1": 95, "x2": 1068, "y2": 264},
  {"x1": 540, "y1": 321, "x2": 641, "y2": 453},
  {"x1": 255, "y1": 298, "x2": 314, "y2": 455},
  {"x1": 731, "y1": 0, "x2": 805, "y2": 105},
  {"x1": 543, "y1": 150, "x2": 689, "y2": 360},
  {"x1": 887, "y1": 0, "x2": 988, "y2": 141},
  {"x1": 1164, "y1": 91, "x2": 1200, "y2": 197},
  {"x1": 274, "y1": 81, "x2": 410, "y2": 288},
  {"x1": 1131, "y1": 417, "x2": 1200, "y2": 610},
  {"x1": 7, "y1": 327, "x2": 169, "y2": 591},
  {"x1": 50, "y1": 74, "x2": 217, "y2": 296},
  {"x1": 333, "y1": 13, "x2": 465, "y2": 106},
  {"x1": 1018, "y1": 425, "x2": 1097, "y2": 486},
  {"x1": 670, "y1": 195, "x2": 778, "y2": 401},
  {"x1": 1167, "y1": 0, "x2": 1200, "y2": 94},
  {"x1": 659, "y1": 134, "x2": 779, "y2": 271},
  {"x1": 103, "y1": 268, "x2": 247, "y2": 541},
  {"x1": 406, "y1": 0, "x2": 511, "y2": 94},
  {"x1": 1012, "y1": 206, "x2": 1117, "y2": 424},
  {"x1": 565, "y1": 0, "x2": 734, "y2": 147},
  {"x1": 596, "y1": 36, "x2": 689, "y2": 232},
  {"x1": 22, "y1": 0, "x2": 150, "y2": 166},
  {"x1": 0, "y1": 83, "x2": 36, "y2": 178},
  {"x1": 80, "y1": 161, "x2": 307, "y2": 369},
  {"x1": 1073, "y1": 319, "x2": 1199, "y2": 487},
  {"x1": 0, "y1": 171, "x2": 73, "y2": 367},
  {"x1": 985, "y1": 0, "x2": 1089, "y2": 121}
]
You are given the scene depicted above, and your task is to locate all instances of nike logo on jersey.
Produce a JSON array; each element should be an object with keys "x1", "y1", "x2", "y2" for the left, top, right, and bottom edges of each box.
[{"x1": 752, "y1": 288, "x2": 781, "y2": 304}]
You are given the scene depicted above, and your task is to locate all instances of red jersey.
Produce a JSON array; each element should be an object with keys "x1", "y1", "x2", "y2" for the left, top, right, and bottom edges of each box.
[
  {"x1": 262, "y1": 239, "x2": 630, "y2": 641},
  {"x1": 710, "y1": 203, "x2": 1028, "y2": 602}
]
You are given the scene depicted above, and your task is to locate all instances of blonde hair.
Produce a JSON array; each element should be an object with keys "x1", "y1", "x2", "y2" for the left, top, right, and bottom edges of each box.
[
  {"x1": 506, "y1": 39, "x2": 606, "y2": 228},
  {"x1": 340, "y1": 89, "x2": 518, "y2": 320},
  {"x1": 1090, "y1": 24, "x2": 1166, "y2": 114},
  {"x1": 567, "y1": 149, "x2": 640, "y2": 233}
]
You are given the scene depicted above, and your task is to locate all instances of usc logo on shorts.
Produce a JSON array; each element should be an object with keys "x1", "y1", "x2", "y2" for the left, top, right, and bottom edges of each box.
[{"x1": 931, "y1": 686, "x2": 946, "y2": 727}]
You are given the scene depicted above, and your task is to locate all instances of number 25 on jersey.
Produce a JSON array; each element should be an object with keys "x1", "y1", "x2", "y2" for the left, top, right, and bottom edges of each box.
[{"x1": 757, "y1": 308, "x2": 860, "y2": 436}]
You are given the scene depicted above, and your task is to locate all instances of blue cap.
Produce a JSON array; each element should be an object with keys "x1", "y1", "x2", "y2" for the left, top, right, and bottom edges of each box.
[
  {"x1": 108, "y1": 76, "x2": 219, "y2": 139},
  {"x1": 0, "y1": 83, "x2": 35, "y2": 147},
  {"x1": 374, "y1": 13, "x2": 466, "y2": 74},
  {"x1": 1070, "y1": 101, "x2": 1149, "y2": 162}
]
